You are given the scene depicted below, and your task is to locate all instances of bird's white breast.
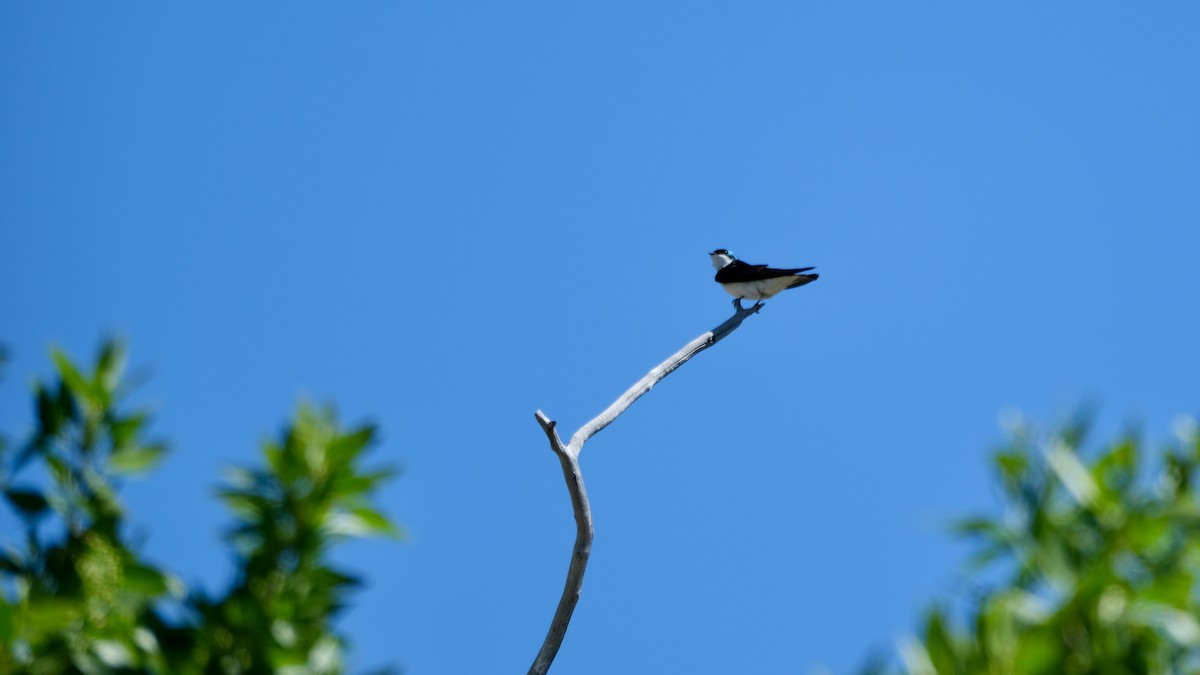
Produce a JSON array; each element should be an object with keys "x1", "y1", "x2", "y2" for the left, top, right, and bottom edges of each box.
[{"x1": 719, "y1": 278, "x2": 798, "y2": 300}]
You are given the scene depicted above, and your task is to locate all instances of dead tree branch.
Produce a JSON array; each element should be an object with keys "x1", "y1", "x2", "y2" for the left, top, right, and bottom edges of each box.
[{"x1": 529, "y1": 301, "x2": 763, "y2": 674}]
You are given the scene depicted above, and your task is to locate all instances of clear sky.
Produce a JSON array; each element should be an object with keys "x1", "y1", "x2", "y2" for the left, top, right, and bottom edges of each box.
[{"x1": 3, "y1": 3, "x2": 1199, "y2": 673}]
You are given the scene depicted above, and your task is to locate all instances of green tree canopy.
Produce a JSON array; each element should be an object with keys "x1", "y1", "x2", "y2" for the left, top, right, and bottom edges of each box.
[
  {"x1": 868, "y1": 413, "x2": 1200, "y2": 675},
  {"x1": 0, "y1": 340, "x2": 401, "y2": 674}
]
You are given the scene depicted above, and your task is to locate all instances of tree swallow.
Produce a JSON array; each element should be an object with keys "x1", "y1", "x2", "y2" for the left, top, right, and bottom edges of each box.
[{"x1": 709, "y1": 249, "x2": 819, "y2": 308}]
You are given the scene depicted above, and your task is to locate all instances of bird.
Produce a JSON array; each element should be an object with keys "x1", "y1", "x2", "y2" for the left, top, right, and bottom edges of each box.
[{"x1": 709, "y1": 249, "x2": 819, "y2": 309}]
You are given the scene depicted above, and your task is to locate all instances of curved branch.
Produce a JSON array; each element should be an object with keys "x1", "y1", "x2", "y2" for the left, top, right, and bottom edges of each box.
[
  {"x1": 528, "y1": 411, "x2": 593, "y2": 675},
  {"x1": 529, "y1": 302, "x2": 762, "y2": 674}
]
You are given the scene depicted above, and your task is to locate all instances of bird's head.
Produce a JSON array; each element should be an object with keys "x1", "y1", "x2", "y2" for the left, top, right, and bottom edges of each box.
[{"x1": 709, "y1": 249, "x2": 736, "y2": 270}]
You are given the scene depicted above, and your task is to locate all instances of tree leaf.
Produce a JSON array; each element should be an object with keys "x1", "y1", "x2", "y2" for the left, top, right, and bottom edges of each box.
[
  {"x1": 326, "y1": 426, "x2": 376, "y2": 470},
  {"x1": 1013, "y1": 628, "x2": 1062, "y2": 674},
  {"x1": 0, "y1": 591, "x2": 16, "y2": 644},
  {"x1": 323, "y1": 507, "x2": 403, "y2": 539},
  {"x1": 23, "y1": 598, "x2": 80, "y2": 637},
  {"x1": 51, "y1": 346, "x2": 92, "y2": 402},
  {"x1": 923, "y1": 608, "x2": 957, "y2": 675},
  {"x1": 34, "y1": 382, "x2": 62, "y2": 439},
  {"x1": 109, "y1": 412, "x2": 148, "y2": 451},
  {"x1": 3, "y1": 487, "x2": 50, "y2": 518},
  {"x1": 1046, "y1": 440, "x2": 1098, "y2": 508},
  {"x1": 108, "y1": 443, "x2": 167, "y2": 475},
  {"x1": 95, "y1": 337, "x2": 127, "y2": 393},
  {"x1": 123, "y1": 562, "x2": 173, "y2": 596}
]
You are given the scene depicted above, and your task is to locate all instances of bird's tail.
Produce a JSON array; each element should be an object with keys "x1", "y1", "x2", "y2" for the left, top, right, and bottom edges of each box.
[{"x1": 789, "y1": 273, "x2": 819, "y2": 289}]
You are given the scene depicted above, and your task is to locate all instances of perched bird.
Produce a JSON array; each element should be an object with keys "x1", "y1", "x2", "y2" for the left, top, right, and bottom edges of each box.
[{"x1": 709, "y1": 249, "x2": 819, "y2": 308}]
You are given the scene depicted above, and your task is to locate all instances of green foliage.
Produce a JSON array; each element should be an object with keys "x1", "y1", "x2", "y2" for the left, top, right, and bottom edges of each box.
[
  {"x1": 0, "y1": 340, "x2": 401, "y2": 673},
  {"x1": 876, "y1": 414, "x2": 1200, "y2": 675},
  {"x1": 185, "y1": 403, "x2": 402, "y2": 674}
]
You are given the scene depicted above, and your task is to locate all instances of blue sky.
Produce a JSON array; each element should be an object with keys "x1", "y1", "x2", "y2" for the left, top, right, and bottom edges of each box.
[{"x1": 3, "y1": 3, "x2": 1199, "y2": 673}]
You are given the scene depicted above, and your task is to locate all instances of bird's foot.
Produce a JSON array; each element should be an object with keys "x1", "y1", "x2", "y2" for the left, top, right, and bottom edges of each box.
[
  {"x1": 752, "y1": 300, "x2": 763, "y2": 309},
  {"x1": 733, "y1": 298, "x2": 744, "y2": 311}
]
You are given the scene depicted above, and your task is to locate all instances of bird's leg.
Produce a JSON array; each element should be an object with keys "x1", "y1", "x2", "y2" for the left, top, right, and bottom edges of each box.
[
  {"x1": 752, "y1": 300, "x2": 764, "y2": 309},
  {"x1": 733, "y1": 297, "x2": 744, "y2": 311}
]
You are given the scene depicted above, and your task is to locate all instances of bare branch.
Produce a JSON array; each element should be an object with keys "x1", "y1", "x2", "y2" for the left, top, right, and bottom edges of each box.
[
  {"x1": 529, "y1": 303, "x2": 763, "y2": 674},
  {"x1": 528, "y1": 411, "x2": 593, "y2": 675},
  {"x1": 568, "y1": 302, "x2": 762, "y2": 454}
]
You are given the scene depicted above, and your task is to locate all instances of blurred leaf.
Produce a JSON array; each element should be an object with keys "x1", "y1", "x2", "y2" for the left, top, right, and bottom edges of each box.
[
  {"x1": 3, "y1": 487, "x2": 49, "y2": 519},
  {"x1": 0, "y1": 592, "x2": 15, "y2": 645},
  {"x1": 95, "y1": 338, "x2": 126, "y2": 394},
  {"x1": 993, "y1": 450, "x2": 1030, "y2": 497},
  {"x1": 1142, "y1": 572, "x2": 1193, "y2": 607},
  {"x1": 308, "y1": 635, "x2": 343, "y2": 674},
  {"x1": 923, "y1": 609, "x2": 956, "y2": 675},
  {"x1": 332, "y1": 465, "x2": 399, "y2": 497},
  {"x1": 962, "y1": 544, "x2": 1009, "y2": 573},
  {"x1": 108, "y1": 443, "x2": 167, "y2": 476},
  {"x1": 897, "y1": 639, "x2": 937, "y2": 675},
  {"x1": 1012, "y1": 628, "x2": 1062, "y2": 674},
  {"x1": 217, "y1": 488, "x2": 269, "y2": 520},
  {"x1": 951, "y1": 517, "x2": 997, "y2": 537},
  {"x1": 93, "y1": 639, "x2": 133, "y2": 668},
  {"x1": 51, "y1": 347, "x2": 91, "y2": 402},
  {"x1": 109, "y1": 412, "x2": 148, "y2": 451},
  {"x1": 1059, "y1": 407, "x2": 1096, "y2": 448},
  {"x1": 0, "y1": 547, "x2": 24, "y2": 574},
  {"x1": 1132, "y1": 602, "x2": 1200, "y2": 646},
  {"x1": 1046, "y1": 440, "x2": 1098, "y2": 508},
  {"x1": 44, "y1": 452, "x2": 69, "y2": 484},
  {"x1": 123, "y1": 562, "x2": 171, "y2": 596},
  {"x1": 327, "y1": 426, "x2": 375, "y2": 469},
  {"x1": 82, "y1": 465, "x2": 123, "y2": 520},
  {"x1": 34, "y1": 382, "x2": 61, "y2": 441},
  {"x1": 1093, "y1": 437, "x2": 1137, "y2": 497},
  {"x1": 23, "y1": 598, "x2": 80, "y2": 636},
  {"x1": 324, "y1": 507, "x2": 403, "y2": 539}
]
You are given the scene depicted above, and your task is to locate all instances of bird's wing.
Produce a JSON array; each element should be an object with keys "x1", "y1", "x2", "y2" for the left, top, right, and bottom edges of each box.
[{"x1": 716, "y1": 260, "x2": 816, "y2": 282}]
